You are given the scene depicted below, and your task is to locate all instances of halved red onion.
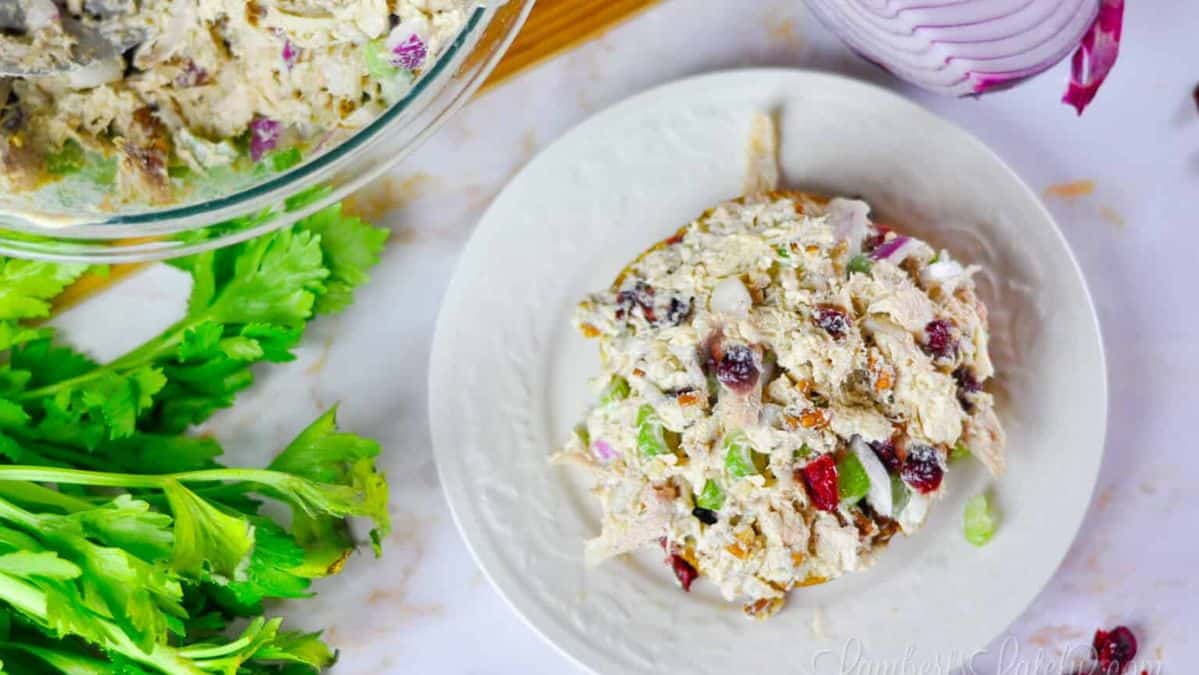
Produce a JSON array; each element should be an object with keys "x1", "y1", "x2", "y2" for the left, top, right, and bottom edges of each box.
[
  {"x1": 806, "y1": 0, "x2": 1116, "y2": 112},
  {"x1": 1063, "y1": 0, "x2": 1124, "y2": 114}
]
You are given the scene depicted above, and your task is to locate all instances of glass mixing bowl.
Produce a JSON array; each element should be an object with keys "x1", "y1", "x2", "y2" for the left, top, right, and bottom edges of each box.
[{"x1": 0, "y1": 0, "x2": 534, "y2": 263}]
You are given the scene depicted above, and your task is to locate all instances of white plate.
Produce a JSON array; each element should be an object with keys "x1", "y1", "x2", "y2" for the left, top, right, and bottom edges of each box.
[{"x1": 430, "y1": 69, "x2": 1106, "y2": 675}]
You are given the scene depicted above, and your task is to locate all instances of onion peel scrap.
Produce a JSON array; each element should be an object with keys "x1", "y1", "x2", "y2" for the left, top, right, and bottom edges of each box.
[{"x1": 1063, "y1": 0, "x2": 1125, "y2": 115}]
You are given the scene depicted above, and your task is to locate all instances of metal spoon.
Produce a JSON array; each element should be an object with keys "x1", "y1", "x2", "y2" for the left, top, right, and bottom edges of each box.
[{"x1": 0, "y1": 0, "x2": 145, "y2": 77}]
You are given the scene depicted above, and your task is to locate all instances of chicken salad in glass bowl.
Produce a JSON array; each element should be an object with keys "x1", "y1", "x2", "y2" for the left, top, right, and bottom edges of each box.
[{"x1": 0, "y1": 0, "x2": 533, "y2": 261}]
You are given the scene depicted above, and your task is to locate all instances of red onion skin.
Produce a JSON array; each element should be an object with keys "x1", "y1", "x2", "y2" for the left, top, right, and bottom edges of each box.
[{"x1": 1062, "y1": 0, "x2": 1125, "y2": 115}]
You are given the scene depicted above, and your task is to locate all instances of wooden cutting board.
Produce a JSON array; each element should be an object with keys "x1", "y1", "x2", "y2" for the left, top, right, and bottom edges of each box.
[
  {"x1": 51, "y1": 0, "x2": 662, "y2": 313},
  {"x1": 482, "y1": 0, "x2": 661, "y2": 91}
]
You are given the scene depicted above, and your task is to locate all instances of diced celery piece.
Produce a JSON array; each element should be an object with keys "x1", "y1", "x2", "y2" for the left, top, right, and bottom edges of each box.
[
  {"x1": 635, "y1": 405, "x2": 670, "y2": 458},
  {"x1": 696, "y1": 479, "x2": 725, "y2": 511},
  {"x1": 793, "y1": 442, "x2": 812, "y2": 460},
  {"x1": 45, "y1": 140, "x2": 86, "y2": 175},
  {"x1": 364, "y1": 39, "x2": 400, "y2": 80},
  {"x1": 963, "y1": 493, "x2": 997, "y2": 546},
  {"x1": 599, "y1": 376, "x2": 630, "y2": 406},
  {"x1": 836, "y1": 452, "x2": 870, "y2": 503},
  {"x1": 950, "y1": 444, "x2": 971, "y2": 462},
  {"x1": 267, "y1": 147, "x2": 303, "y2": 172},
  {"x1": 723, "y1": 430, "x2": 757, "y2": 478}
]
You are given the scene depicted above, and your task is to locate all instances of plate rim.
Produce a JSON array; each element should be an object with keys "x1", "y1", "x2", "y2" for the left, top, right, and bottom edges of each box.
[{"x1": 429, "y1": 66, "x2": 1109, "y2": 675}]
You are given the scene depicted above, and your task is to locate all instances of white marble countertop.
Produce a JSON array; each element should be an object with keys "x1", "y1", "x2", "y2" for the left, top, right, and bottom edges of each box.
[{"x1": 66, "y1": 1, "x2": 1196, "y2": 672}]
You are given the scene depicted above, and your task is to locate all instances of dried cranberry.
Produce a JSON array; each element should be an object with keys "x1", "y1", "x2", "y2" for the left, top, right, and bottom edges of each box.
[
  {"x1": 664, "y1": 296, "x2": 692, "y2": 326},
  {"x1": 922, "y1": 319, "x2": 958, "y2": 360},
  {"x1": 814, "y1": 305, "x2": 852, "y2": 340},
  {"x1": 799, "y1": 454, "x2": 840, "y2": 511},
  {"x1": 862, "y1": 224, "x2": 893, "y2": 253},
  {"x1": 669, "y1": 554, "x2": 698, "y2": 591},
  {"x1": 870, "y1": 439, "x2": 901, "y2": 473},
  {"x1": 617, "y1": 281, "x2": 656, "y2": 322},
  {"x1": 1093, "y1": 626, "x2": 1137, "y2": 674},
  {"x1": 900, "y1": 444, "x2": 943, "y2": 493},
  {"x1": 953, "y1": 367, "x2": 981, "y2": 412},
  {"x1": 692, "y1": 507, "x2": 718, "y2": 525},
  {"x1": 617, "y1": 282, "x2": 691, "y2": 327},
  {"x1": 862, "y1": 232, "x2": 886, "y2": 253},
  {"x1": 716, "y1": 344, "x2": 759, "y2": 393},
  {"x1": 953, "y1": 367, "x2": 981, "y2": 393}
]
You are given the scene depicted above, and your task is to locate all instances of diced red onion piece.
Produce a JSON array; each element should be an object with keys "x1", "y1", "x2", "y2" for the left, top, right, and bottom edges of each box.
[
  {"x1": 806, "y1": 0, "x2": 1100, "y2": 98},
  {"x1": 868, "y1": 235, "x2": 912, "y2": 261},
  {"x1": 389, "y1": 32, "x2": 427, "y2": 71},
  {"x1": 828, "y1": 198, "x2": 871, "y2": 255},
  {"x1": 1062, "y1": 0, "x2": 1124, "y2": 115},
  {"x1": 249, "y1": 117, "x2": 281, "y2": 162},
  {"x1": 282, "y1": 40, "x2": 300, "y2": 69},
  {"x1": 851, "y1": 435, "x2": 892, "y2": 517},
  {"x1": 591, "y1": 439, "x2": 619, "y2": 463}
]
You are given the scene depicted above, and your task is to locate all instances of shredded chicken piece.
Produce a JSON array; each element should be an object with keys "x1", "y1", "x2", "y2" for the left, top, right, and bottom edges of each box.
[{"x1": 743, "y1": 111, "x2": 780, "y2": 195}]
